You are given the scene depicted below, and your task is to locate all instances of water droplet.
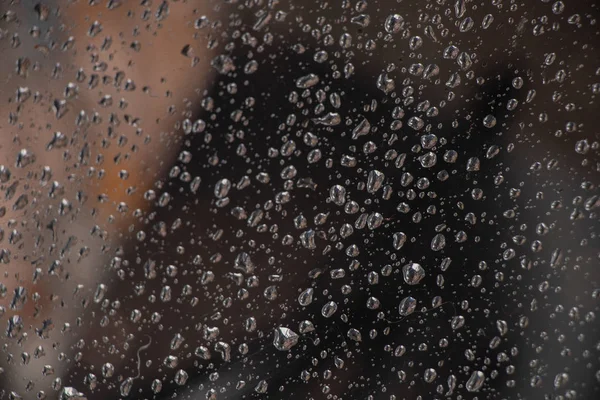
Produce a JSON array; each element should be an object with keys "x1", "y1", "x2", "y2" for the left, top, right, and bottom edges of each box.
[
  {"x1": 466, "y1": 370, "x2": 485, "y2": 392},
  {"x1": 273, "y1": 327, "x2": 299, "y2": 351},
  {"x1": 403, "y1": 263, "x2": 426, "y2": 285}
]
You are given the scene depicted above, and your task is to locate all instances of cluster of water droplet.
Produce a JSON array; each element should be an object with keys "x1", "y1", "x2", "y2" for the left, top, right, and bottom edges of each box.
[{"x1": 0, "y1": 0, "x2": 598, "y2": 399}]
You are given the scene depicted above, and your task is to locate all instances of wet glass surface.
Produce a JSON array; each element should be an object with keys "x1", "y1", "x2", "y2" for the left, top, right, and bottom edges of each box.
[{"x1": 0, "y1": 1, "x2": 598, "y2": 399}]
